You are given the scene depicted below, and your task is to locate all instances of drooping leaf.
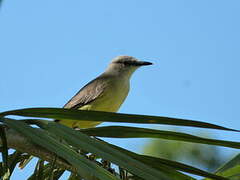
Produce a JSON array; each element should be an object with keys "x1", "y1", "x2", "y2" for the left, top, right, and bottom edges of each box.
[
  {"x1": 3, "y1": 118, "x2": 119, "y2": 180},
  {"x1": 99, "y1": 138, "x2": 228, "y2": 180},
  {"x1": 0, "y1": 151, "x2": 30, "y2": 179},
  {"x1": 204, "y1": 154, "x2": 240, "y2": 180},
  {"x1": 138, "y1": 155, "x2": 228, "y2": 180},
  {"x1": 0, "y1": 126, "x2": 10, "y2": 180},
  {"x1": 30, "y1": 159, "x2": 45, "y2": 180},
  {"x1": 39, "y1": 121, "x2": 178, "y2": 180},
  {"x1": 49, "y1": 155, "x2": 57, "y2": 180},
  {"x1": 68, "y1": 173, "x2": 84, "y2": 180},
  {"x1": 81, "y1": 126, "x2": 240, "y2": 149},
  {"x1": 8, "y1": 151, "x2": 25, "y2": 174},
  {"x1": 28, "y1": 163, "x2": 65, "y2": 180},
  {"x1": 215, "y1": 154, "x2": 240, "y2": 173},
  {"x1": 19, "y1": 155, "x2": 33, "y2": 169},
  {"x1": 1, "y1": 108, "x2": 239, "y2": 132}
]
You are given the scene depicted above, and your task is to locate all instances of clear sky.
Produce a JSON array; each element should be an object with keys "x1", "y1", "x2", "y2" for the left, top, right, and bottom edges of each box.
[{"x1": 1, "y1": 0, "x2": 240, "y2": 179}]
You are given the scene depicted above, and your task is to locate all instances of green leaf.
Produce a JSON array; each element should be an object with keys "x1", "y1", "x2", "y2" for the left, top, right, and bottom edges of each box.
[
  {"x1": 100, "y1": 139, "x2": 228, "y2": 180},
  {"x1": 49, "y1": 156, "x2": 57, "y2": 180},
  {"x1": 31, "y1": 159, "x2": 45, "y2": 180},
  {"x1": 138, "y1": 155, "x2": 228, "y2": 180},
  {"x1": 28, "y1": 163, "x2": 65, "y2": 180},
  {"x1": 1, "y1": 108, "x2": 239, "y2": 132},
  {"x1": 40, "y1": 121, "x2": 177, "y2": 180},
  {"x1": 216, "y1": 165, "x2": 240, "y2": 180},
  {"x1": 68, "y1": 173, "x2": 84, "y2": 180},
  {"x1": 8, "y1": 151, "x2": 25, "y2": 174},
  {"x1": 215, "y1": 154, "x2": 240, "y2": 173},
  {"x1": 81, "y1": 126, "x2": 240, "y2": 149},
  {"x1": 19, "y1": 155, "x2": 33, "y2": 169},
  {"x1": 0, "y1": 151, "x2": 29, "y2": 179},
  {"x1": 3, "y1": 118, "x2": 119, "y2": 180},
  {"x1": 0, "y1": 126, "x2": 10, "y2": 180},
  {"x1": 205, "y1": 154, "x2": 240, "y2": 180}
]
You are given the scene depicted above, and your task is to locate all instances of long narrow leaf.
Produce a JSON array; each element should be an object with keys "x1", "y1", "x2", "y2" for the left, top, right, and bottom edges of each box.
[
  {"x1": 98, "y1": 138, "x2": 228, "y2": 180},
  {"x1": 0, "y1": 126, "x2": 10, "y2": 179},
  {"x1": 81, "y1": 126, "x2": 240, "y2": 149},
  {"x1": 204, "y1": 154, "x2": 240, "y2": 180},
  {"x1": 28, "y1": 163, "x2": 65, "y2": 180},
  {"x1": 31, "y1": 159, "x2": 45, "y2": 180},
  {"x1": 40, "y1": 121, "x2": 182, "y2": 180},
  {"x1": 138, "y1": 155, "x2": 228, "y2": 180},
  {"x1": 3, "y1": 119, "x2": 119, "y2": 180},
  {"x1": 19, "y1": 156, "x2": 33, "y2": 169},
  {"x1": 1, "y1": 108, "x2": 239, "y2": 132},
  {"x1": 215, "y1": 154, "x2": 240, "y2": 173},
  {"x1": 8, "y1": 151, "x2": 23, "y2": 174},
  {"x1": 49, "y1": 156, "x2": 57, "y2": 180}
]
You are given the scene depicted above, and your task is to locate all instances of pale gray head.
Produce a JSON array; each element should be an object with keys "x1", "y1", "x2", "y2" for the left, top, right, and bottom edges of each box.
[{"x1": 105, "y1": 55, "x2": 152, "y2": 77}]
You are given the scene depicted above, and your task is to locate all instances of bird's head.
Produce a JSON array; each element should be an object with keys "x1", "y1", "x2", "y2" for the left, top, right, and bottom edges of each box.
[{"x1": 105, "y1": 56, "x2": 153, "y2": 77}]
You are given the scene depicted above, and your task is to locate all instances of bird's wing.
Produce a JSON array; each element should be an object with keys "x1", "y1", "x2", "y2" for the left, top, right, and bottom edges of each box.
[{"x1": 63, "y1": 76, "x2": 108, "y2": 109}]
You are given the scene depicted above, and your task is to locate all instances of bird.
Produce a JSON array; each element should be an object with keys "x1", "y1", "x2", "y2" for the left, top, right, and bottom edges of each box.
[{"x1": 55, "y1": 55, "x2": 152, "y2": 128}]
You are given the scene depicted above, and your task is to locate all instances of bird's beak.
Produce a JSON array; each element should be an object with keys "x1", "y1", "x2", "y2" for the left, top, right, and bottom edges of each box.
[{"x1": 137, "y1": 61, "x2": 153, "y2": 66}]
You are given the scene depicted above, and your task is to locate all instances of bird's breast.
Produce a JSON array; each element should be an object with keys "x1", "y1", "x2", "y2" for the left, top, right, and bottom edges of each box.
[{"x1": 81, "y1": 78, "x2": 130, "y2": 112}]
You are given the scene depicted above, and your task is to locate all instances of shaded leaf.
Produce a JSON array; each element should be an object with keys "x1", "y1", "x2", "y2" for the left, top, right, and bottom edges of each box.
[
  {"x1": 19, "y1": 155, "x2": 33, "y2": 169},
  {"x1": 68, "y1": 173, "x2": 84, "y2": 180},
  {"x1": 0, "y1": 151, "x2": 29, "y2": 179},
  {"x1": 49, "y1": 155, "x2": 57, "y2": 180},
  {"x1": 28, "y1": 163, "x2": 65, "y2": 180},
  {"x1": 8, "y1": 151, "x2": 24, "y2": 174},
  {"x1": 215, "y1": 154, "x2": 240, "y2": 173},
  {"x1": 1, "y1": 108, "x2": 239, "y2": 132},
  {"x1": 100, "y1": 139, "x2": 228, "y2": 180},
  {"x1": 204, "y1": 154, "x2": 240, "y2": 180},
  {"x1": 81, "y1": 126, "x2": 240, "y2": 149},
  {"x1": 138, "y1": 155, "x2": 227, "y2": 180},
  {"x1": 0, "y1": 126, "x2": 10, "y2": 180},
  {"x1": 40, "y1": 121, "x2": 176, "y2": 180},
  {"x1": 30, "y1": 159, "x2": 45, "y2": 180},
  {"x1": 3, "y1": 118, "x2": 119, "y2": 180}
]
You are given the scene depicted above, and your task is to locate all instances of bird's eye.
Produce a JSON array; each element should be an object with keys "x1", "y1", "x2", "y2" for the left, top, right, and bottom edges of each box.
[
  {"x1": 123, "y1": 61, "x2": 130, "y2": 65},
  {"x1": 124, "y1": 61, "x2": 138, "y2": 66},
  {"x1": 115, "y1": 61, "x2": 130, "y2": 65},
  {"x1": 114, "y1": 60, "x2": 135, "y2": 66}
]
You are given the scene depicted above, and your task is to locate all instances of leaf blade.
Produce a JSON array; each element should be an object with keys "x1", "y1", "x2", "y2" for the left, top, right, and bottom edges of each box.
[
  {"x1": 1, "y1": 108, "x2": 239, "y2": 132},
  {"x1": 102, "y1": 140, "x2": 228, "y2": 180},
  {"x1": 41, "y1": 122, "x2": 175, "y2": 180},
  {"x1": 81, "y1": 126, "x2": 240, "y2": 149},
  {"x1": 3, "y1": 118, "x2": 119, "y2": 180},
  {"x1": 0, "y1": 126, "x2": 10, "y2": 180}
]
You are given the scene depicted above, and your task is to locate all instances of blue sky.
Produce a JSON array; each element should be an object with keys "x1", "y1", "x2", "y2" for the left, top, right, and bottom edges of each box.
[{"x1": 1, "y1": 0, "x2": 240, "y2": 179}]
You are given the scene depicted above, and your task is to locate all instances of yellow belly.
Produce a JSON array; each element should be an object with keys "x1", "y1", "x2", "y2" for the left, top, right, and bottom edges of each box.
[{"x1": 60, "y1": 79, "x2": 130, "y2": 128}]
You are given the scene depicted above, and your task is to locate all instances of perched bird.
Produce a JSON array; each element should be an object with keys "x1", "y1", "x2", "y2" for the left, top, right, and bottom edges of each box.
[{"x1": 56, "y1": 55, "x2": 152, "y2": 128}]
